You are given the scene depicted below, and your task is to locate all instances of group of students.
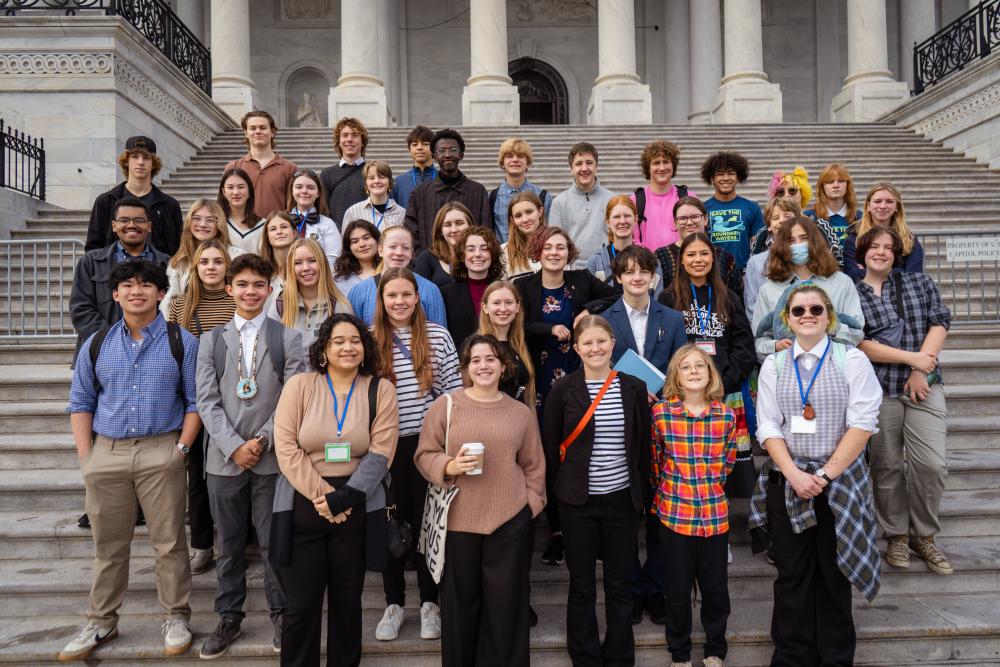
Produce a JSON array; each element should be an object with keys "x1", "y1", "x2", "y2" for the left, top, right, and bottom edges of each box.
[{"x1": 61, "y1": 115, "x2": 953, "y2": 667}]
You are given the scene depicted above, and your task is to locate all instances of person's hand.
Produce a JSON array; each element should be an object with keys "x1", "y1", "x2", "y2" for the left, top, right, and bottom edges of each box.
[
  {"x1": 775, "y1": 338, "x2": 794, "y2": 352},
  {"x1": 312, "y1": 496, "x2": 352, "y2": 523},
  {"x1": 787, "y1": 468, "x2": 825, "y2": 499},
  {"x1": 909, "y1": 351, "x2": 937, "y2": 374},
  {"x1": 445, "y1": 448, "x2": 479, "y2": 477},
  {"x1": 904, "y1": 369, "x2": 931, "y2": 403},
  {"x1": 573, "y1": 309, "x2": 591, "y2": 327},
  {"x1": 231, "y1": 439, "x2": 262, "y2": 470},
  {"x1": 551, "y1": 325, "x2": 571, "y2": 341},
  {"x1": 647, "y1": 392, "x2": 659, "y2": 406}
]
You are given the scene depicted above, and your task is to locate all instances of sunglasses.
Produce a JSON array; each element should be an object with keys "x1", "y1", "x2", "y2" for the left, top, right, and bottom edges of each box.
[
  {"x1": 777, "y1": 187, "x2": 800, "y2": 196},
  {"x1": 790, "y1": 305, "x2": 826, "y2": 318}
]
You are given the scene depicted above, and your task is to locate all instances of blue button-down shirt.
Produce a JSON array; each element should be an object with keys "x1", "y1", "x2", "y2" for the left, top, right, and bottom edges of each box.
[
  {"x1": 390, "y1": 165, "x2": 437, "y2": 208},
  {"x1": 68, "y1": 314, "x2": 199, "y2": 439},
  {"x1": 347, "y1": 273, "x2": 447, "y2": 327},
  {"x1": 491, "y1": 179, "x2": 552, "y2": 242},
  {"x1": 114, "y1": 241, "x2": 157, "y2": 264}
]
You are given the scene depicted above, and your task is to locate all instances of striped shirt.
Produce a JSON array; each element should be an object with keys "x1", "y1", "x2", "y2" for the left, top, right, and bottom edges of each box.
[
  {"x1": 385, "y1": 323, "x2": 462, "y2": 436},
  {"x1": 651, "y1": 396, "x2": 737, "y2": 537},
  {"x1": 167, "y1": 288, "x2": 236, "y2": 337},
  {"x1": 586, "y1": 377, "x2": 630, "y2": 494}
]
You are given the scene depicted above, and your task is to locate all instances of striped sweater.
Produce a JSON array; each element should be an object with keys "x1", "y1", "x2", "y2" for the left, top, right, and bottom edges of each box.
[
  {"x1": 384, "y1": 323, "x2": 463, "y2": 436},
  {"x1": 167, "y1": 288, "x2": 236, "y2": 337}
]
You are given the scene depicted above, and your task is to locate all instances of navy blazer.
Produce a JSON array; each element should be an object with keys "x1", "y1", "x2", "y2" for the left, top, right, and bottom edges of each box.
[{"x1": 604, "y1": 297, "x2": 687, "y2": 376}]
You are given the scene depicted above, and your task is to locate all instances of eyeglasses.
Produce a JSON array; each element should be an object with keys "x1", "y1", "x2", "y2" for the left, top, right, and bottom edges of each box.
[
  {"x1": 191, "y1": 216, "x2": 219, "y2": 225},
  {"x1": 790, "y1": 305, "x2": 826, "y2": 318},
  {"x1": 675, "y1": 214, "x2": 706, "y2": 226},
  {"x1": 113, "y1": 217, "x2": 149, "y2": 226},
  {"x1": 776, "y1": 187, "x2": 800, "y2": 196},
  {"x1": 435, "y1": 147, "x2": 461, "y2": 156}
]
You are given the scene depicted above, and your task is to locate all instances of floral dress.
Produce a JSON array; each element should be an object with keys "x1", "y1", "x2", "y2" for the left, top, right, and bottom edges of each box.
[{"x1": 537, "y1": 285, "x2": 578, "y2": 409}]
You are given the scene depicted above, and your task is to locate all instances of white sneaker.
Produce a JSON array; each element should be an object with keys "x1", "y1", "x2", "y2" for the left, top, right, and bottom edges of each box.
[
  {"x1": 58, "y1": 622, "x2": 117, "y2": 661},
  {"x1": 728, "y1": 544, "x2": 733, "y2": 564},
  {"x1": 375, "y1": 604, "x2": 404, "y2": 641},
  {"x1": 162, "y1": 618, "x2": 192, "y2": 656},
  {"x1": 420, "y1": 602, "x2": 441, "y2": 640}
]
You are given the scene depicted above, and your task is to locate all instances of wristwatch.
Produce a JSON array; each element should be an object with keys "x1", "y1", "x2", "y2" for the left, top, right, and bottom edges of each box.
[
  {"x1": 815, "y1": 468, "x2": 831, "y2": 483},
  {"x1": 255, "y1": 435, "x2": 271, "y2": 453},
  {"x1": 176, "y1": 442, "x2": 190, "y2": 456}
]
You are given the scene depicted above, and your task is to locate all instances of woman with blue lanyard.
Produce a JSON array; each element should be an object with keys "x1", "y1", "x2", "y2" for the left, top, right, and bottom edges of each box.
[
  {"x1": 341, "y1": 160, "x2": 406, "y2": 233},
  {"x1": 749, "y1": 283, "x2": 882, "y2": 666},
  {"x1": 285, "y1": 169, "x2": 343, "y2": 268},
  {"x1": 657, "y1": 232, "x2": 756, "y2": 562}
]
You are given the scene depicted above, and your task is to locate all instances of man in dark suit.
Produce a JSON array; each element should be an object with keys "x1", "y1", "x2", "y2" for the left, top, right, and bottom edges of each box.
[{"x1": 600, "y1": 245, "x2": 686, "y2": 627}]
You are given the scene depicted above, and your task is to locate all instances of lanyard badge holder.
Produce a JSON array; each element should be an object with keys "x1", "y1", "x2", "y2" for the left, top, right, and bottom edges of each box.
[
  {"x1": 790, "y1": 341, "x2": 829, "y2": 434},
  {"x1": 324, "y1": 373, "x2": 357, "y2": 463},
  {"x1": 691, "y1": 284, "x2": 717, "y2": 355}
]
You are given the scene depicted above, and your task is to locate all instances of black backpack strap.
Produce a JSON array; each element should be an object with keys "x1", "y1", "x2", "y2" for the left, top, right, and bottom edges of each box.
[
  {"x1": 633, "y1": 187, "x2": 646, "y2": 223},
  {"x1": 489, "y1": 186, "x2": 499, "y2": 214},
  {"x1": 676, "y1": 184, "x2": 688, "y2": 199},
  {"x1": 276, "y1": 295, "x2": 284, "y2": 317},
  {"x1": 88, "y1": 326, "x2": 112, "y2": 395},
  {"x1": 539, "y1": 188, "x2": 548, "y2": 205},
  {"x1": 267, "y1": 320, "x2": 286, "y2": 384},
  {"x1": 165, "y1": 321, "x2": 186, "y2": 400},
  {"x1": 213, "y1": 325, "x2": 227, "y2": 386},
  {"x1": 368, "y1": 376, "x2": 379, "y2": 432}
]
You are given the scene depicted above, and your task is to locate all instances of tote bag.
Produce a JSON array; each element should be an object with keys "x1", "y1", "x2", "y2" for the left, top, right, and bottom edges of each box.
[{"x1": 418, "y1": 393, "x2": 459, "y2": 584}]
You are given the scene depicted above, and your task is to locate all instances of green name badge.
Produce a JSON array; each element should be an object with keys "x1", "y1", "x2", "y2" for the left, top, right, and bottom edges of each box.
[{"x1": 325, "y1": 442, "x2": 352, "y2": 463}]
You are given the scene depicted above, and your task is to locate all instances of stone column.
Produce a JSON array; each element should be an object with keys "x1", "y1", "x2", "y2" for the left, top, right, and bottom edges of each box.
[
  {"x1": 330, "y1": 0, "x2": 389, "y2": 126},
  {"x1": 462, "y1": 0, "x2": 520, "y2": 125},
  {"x1": 899, "y1": 0, "x2": 936, "y2": 89},
  {"x1": 663, "y1": 0, "x2": 691, "y2": 124},
  {"x1": 689, "y1": 0, "x2": 722, "y2": 123},
  {"x1": 174, "y1": 0, "x2": 204, "y2": 43},
  {"x1": 587, "y1": 0, "x2": 652, "y2": 124},
  {"x1": 210, "y1": 0, "x2": 259, "y2": 121},
  {"x1": 831, "y1": 0, "x2": 910, "y2": 121},
  {"x1": 711, "y1": 0, "x2": 782, "y2": 122}
]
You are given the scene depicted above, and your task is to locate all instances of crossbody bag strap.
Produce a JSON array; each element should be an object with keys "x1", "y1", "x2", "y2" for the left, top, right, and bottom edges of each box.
[
  {"x1": 892, "y1": 271, "x2": 905, "y2": 322},
  {"x1": 559, "y1": 371, "x2": 617, "y2": 463}
]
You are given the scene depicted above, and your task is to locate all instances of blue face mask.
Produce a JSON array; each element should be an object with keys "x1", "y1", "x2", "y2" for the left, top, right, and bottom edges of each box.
[{"x1": 790, "y1": 243, "x2": 810, "y2": 266}]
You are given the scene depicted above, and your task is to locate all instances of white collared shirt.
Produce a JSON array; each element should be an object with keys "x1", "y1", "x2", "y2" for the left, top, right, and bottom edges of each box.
[
  {"x1": 624, "y1": 299, "x2": 650, "y2": 358},
  {"x1": 832, "y1": 203, "x2": 848, "y2": 218},
  {"x1": 234, "y1": 311, "x2": 268, "y2": 375},
  {"x1": 338, "y1": 157, "x2": 365, "y2": 167},
  {"x1": 755, "y1": 336, "x2": 883, "y2": 444}
]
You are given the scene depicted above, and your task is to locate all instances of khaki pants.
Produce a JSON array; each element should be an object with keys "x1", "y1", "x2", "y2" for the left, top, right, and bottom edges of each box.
[
  {"x1": 82, "y1": 432, "x2": 191, "y2": 626},
  {"x1": 869, "y1": 384, "x2": 949, "y2": 538}
]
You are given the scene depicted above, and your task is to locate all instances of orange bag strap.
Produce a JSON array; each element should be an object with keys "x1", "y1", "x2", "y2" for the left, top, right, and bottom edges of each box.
[{"x1": 559, "y1": 371, "x2": 617, "y2": 463}]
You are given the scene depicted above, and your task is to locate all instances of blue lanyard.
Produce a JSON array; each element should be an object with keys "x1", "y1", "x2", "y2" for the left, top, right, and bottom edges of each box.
[
  {"x1": 608, "y1": 244, "x2": 617, "y2": 259},
  {"x1": 413, "y1": 166, "x2": 436, "y2": 187},
  {"x1": 370, "y1": 202, "x2": 391, "y2": 230},
  {"x1": 690, "y1": 284, "x2": 712, "y2": 336},
  {"x1": 325, "y1": 373, "x2": 357, "y2": 437},
  {"x1": 793, "y1": 340, "x2": 829, "y2": 414}
]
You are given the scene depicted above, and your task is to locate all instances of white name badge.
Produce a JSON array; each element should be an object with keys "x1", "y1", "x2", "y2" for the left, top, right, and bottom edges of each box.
[
  {"x1": 325, "y1": 442, "x2": 352, "y2": 463},
  {"x1": 695, "y1": 339, "x2": 717, "y2": 355},
  {"x1": 791, "y1": 416, "x2": 817, "y2": 434}
]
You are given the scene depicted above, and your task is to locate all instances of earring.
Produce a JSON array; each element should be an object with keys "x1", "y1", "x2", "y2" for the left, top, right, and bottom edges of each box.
[{"x1": 319, "y1": 353, "x2": 327, "y2": 366}]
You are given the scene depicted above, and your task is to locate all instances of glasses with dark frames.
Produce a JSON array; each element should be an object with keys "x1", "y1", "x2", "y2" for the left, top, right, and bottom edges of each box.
[{"x1": 789, "y1": 304, "x2": 826, "y2": 318}]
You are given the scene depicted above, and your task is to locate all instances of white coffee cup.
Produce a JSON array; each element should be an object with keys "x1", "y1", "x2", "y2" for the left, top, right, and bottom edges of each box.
[{"x1": 462, "y1": 442, "x2": 485, "y2": 475}]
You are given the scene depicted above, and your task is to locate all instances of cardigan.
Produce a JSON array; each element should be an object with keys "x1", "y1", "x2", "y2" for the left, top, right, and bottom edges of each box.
[
  {"x1": 542, "y1": 369, "x2": 651, "y2": 512},
  {"x1": 414, "y1": 390, "x2": 546, "y2": 534},
  {"x1": 440, "y1": 279, "x2": 482, "y2": 354}
]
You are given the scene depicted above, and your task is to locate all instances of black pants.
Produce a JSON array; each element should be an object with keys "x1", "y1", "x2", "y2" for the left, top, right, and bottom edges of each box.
[
  {"x1": 187, "y1": 429, "x2": 214, "y2": 550},
  {"x1": 660, "y1": 526, "x2": 730, "y2": 663},
  {"x1": 382, "y1": 434, "x2": 438, "y2": 606},
  {"x1": 278, "y1": 477, "x2": 366, "y2": 667},
  {"x1": 441, "y1": 506, "x2": 532, "y2": 667},
  {"x1": 560, "y1": 490, "x2": 638, "y2": 667},
  {"x1": 536, "y1": 407, "x2": 562, "y2": 535},
  {"x1": 767, "y1": 479, "x2": 855, "y2": 667},
  {"x1": 631, "y1": 511, "x2": 664, "y2": 596}
]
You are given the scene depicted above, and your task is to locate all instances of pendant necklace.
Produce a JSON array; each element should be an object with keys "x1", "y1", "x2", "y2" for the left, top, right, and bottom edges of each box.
[{"x1": 236, "y1": 331, "x2": 259, "y2": 400}]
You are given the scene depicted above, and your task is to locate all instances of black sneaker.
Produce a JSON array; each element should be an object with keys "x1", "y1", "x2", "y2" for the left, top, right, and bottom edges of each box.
[
  {"x1": 528, "y1": 605, "x2": 538, "y2": 628},
  {"x1": 631, "y1": 593, "x2": 644, "y2": 625},
  {"x1": 272, "y1": 615, "x2": 283, "y2": 653},
  {"x1": 541, "y1": 534, "x2": 564, "y2": 566},
  {"x1": 645, "y1": 593, "x2": 666, "y2": 625},
  {"x1": 199, "y1": 618, "x2": 241, "y2": 660},
  {"x1": 78, "y1": 513, "x2": 90, "y2": 529}
]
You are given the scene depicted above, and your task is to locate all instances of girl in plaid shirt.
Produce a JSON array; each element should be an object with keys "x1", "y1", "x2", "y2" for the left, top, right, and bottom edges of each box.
[{"x1": 651, "y1": 344, "x2": 737, "y2": 667}]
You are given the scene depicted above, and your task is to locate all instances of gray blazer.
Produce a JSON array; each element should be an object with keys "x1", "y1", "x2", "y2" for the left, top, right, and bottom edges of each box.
[{"x1": 196, "y1": 317, "x2": 306, "y2": 476}]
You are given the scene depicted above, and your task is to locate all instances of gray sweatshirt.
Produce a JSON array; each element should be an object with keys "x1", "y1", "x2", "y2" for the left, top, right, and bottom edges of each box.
[{"x1": 548, "y1": 180, "x2": 616, "y2": 269}]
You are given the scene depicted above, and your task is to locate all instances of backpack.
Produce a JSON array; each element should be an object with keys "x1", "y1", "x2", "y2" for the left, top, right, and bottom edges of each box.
[
  {"x1": 88, "y1": 322, "x2": 184, "y2": 397},
  {"x1": 635, "y1": 184, "x2": 687, "y2": 246},
  {"x1": 489, "y1": 186, "x2": 548, "y2": 226},
  {"x1": 212, "y1": 321, "x2": 287, "y2": 387}
]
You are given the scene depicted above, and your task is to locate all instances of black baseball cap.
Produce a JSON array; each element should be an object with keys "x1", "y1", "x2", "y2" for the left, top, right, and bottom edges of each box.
[{"x1": 125, "y1": 136, "x2": 157, "y2": 154}]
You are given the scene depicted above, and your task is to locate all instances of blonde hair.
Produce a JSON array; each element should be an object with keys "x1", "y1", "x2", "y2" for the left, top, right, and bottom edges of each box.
[
  {"x1": 572, "y1": 314, "x2": 615, "y2": 342},
  {"x1": 178, "y1": 240, "x2": 232, "y2": 332},
  {"x1": 663, "y1": 344, "x2": 724, "y2": 402},
  {"x1": 171, "y1": 199, "x2": 232, "y2": 270},
  {"x1": 280, "y1": 238, "x2": 350, "y2": 327},
  {"x1": 497, "y1": 137, "x2": 534, "y2": 167},
  {"x1": 362, "y1": 160, "x2": 394, "y2": 193},
  {"x1": 857, "y1": 182, "x2": 914, "y2": 255},
  {"x1": 477, "y1": 281, "x2": 535, "y2": 408},
  {"x1": 779, "y1": 284, "x2": 840, "y2": 336}
]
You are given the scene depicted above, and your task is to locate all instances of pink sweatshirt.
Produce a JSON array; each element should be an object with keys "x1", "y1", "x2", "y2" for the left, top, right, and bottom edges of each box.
[{"x1": 630, "y1": 184, "x2": 697, "y2": 250}]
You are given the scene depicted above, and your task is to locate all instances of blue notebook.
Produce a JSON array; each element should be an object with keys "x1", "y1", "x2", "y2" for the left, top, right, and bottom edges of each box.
[{"x1": 613, "y1": 349, "x2": 666, "y2": 395}]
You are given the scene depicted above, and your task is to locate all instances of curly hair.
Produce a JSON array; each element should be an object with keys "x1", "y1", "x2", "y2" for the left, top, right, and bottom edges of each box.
[
  {"x1": 118, "y1": 149, "x2": 162, "y2": 178},
  {"x1": 640, "y1": 140, "x2": 680, "y2": 179},
  {"x1": 307, "y1": 313, "x2": 380, "y2": 374},
  {"x1": 431, "y1": 128, "x2": 466, "y2": 154},
  {"x1": 333, "y1": 117, "x2": 369, "y2": 157},
  {"x1": 451, "y1": 226, "x2": 505, "y2": 282},
  {"x1": 700, "y1": 152, "x2": 749, "y2": 185}
]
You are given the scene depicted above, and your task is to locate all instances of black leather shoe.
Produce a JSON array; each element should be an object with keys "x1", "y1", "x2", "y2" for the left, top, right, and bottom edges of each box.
[
  {"x1": 529, "y1": 605, "x2": 538, "y2": 628},
  {"x1": 199, "y1": 618, "x2": 241, "y2": 659},
  {"x1": 646, "y1": 593, "x2": 666, "y2": 625},
  {"x1": 631, "y1": 593, "x2": 644, "y2": 624},
  {"x1": 77, "y1": 513, "x2": 90, "y2": 529}
]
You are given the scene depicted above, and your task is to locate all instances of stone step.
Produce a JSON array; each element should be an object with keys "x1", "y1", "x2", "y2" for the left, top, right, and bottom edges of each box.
[
  {"x1": 942, "y1": 384, "x2": 1000, "y2": 417},
  {"x1": 2, "y1": 594, "x2": 999, "y2": 666},
  {"x1": 0, "y1": 365, "x2": 72, "y2": 401},
  {"x1": 0, "y1": 401, "x2": 70, "y2": 434},
  {"x1": 0, "y1": 339, "x2": 74, "y2": 365},
  {"x1": 944, "y1": 416, "x2": 1000, "y2": 450}
]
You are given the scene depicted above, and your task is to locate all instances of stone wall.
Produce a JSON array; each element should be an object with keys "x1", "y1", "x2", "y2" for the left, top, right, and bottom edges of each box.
[
  {"x1": 880, "y1": 51, "x2": 1000, "y2": 170},
  {"x1": 0, "y1": 189, "x2": 54, "y2": 240},
  {"x1": 0, "y1": 17, "x2": 234, "y2": 210}
]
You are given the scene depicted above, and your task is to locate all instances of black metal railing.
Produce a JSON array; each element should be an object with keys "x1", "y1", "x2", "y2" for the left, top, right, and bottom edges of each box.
[
  {"x1": 0, "y1": 119, "x2": 45, "y2": 201},
  {"x1": 913, "y1": 0, "x2": 1000, "y2": 94},
  {"x1": 1, "y1": 0, "x2": 211, "y2": 95}
]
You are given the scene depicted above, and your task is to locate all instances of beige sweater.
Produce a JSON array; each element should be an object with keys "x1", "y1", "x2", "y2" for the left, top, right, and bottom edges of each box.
[
  {"x1": 274, "y1": 372, "x2": 399, "y2": 500},
  {"x1": 415, "y1": 389, "x2": 546, "y2": 534}
]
